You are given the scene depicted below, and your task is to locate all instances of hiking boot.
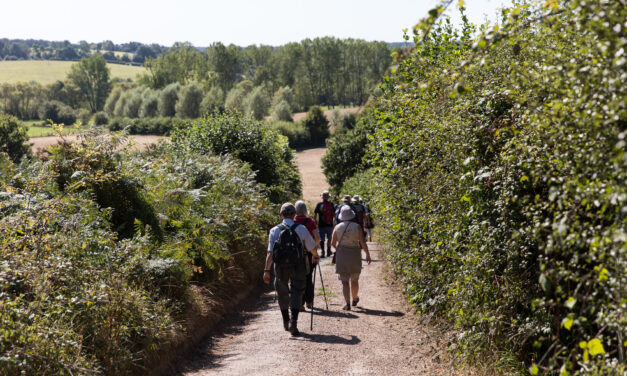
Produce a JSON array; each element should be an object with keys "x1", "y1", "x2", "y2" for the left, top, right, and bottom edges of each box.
[
  {"x1": 342, "y1": 303, "x2": 351, "y2": 311},
  {"x1": 306, "y1": 301, "x2": 313, "y2": 309},
  {"x1": 299, "y1": 305, "x2": 306, "y2": 312},
  {"x1": 352, "y1": 297, "x2": 360, "y2": 307},
  {"x1": 288, "y1": 323, "x2": 300, "y2": 336}
]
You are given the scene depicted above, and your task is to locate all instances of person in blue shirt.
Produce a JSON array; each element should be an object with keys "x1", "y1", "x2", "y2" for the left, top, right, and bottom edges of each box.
[{"x1": 263, "y1": 203, "x2": 318, "y2": 336}]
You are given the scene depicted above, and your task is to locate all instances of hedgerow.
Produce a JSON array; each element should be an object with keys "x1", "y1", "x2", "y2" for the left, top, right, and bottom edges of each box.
[
  {"x1": 0, "y1": 131, "x2": 274, "y2": 375},
  {"x1": 327, "y1": 1, "x2": 625, "y2": 374}
]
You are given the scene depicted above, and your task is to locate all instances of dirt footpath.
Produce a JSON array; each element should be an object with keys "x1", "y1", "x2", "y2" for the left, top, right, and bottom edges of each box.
[
  {"x1": 294, "y1": 147, "x2": 329, "y2": 204},
  {"x1": 169, "y1": 148, "x2": 465, "y2": 376},
  {"x1": 176, "y1": 243, "x2": 459, "y2": 376}
]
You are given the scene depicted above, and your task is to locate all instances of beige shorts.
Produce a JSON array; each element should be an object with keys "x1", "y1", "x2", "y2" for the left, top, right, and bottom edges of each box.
[{"x1": 338, "y1": 272, "x2": 360, "y2": 282}]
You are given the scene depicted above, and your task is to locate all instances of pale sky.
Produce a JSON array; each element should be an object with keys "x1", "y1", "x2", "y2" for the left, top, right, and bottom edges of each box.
[{"x1": 2, "y1": 0, "x2": 512, "y2": 47}]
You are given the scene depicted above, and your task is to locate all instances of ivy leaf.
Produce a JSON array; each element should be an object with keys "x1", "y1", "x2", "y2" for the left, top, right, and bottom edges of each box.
[{"x1": 564, "y1": 297, "x2": 576, "y2": 309}]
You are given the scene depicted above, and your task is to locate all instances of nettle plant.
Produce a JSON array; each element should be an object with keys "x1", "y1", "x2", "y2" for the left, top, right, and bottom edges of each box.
[{"x1": 358, "y1": 1, "x2": 625, "y2": 374}]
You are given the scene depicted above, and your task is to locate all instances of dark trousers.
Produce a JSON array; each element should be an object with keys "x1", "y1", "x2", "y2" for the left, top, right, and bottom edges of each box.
[
  {"x1": 274, "y1": 264, "x2": 306, "y2": 310},
  {"x1": 319, "y1": 226, "x2": 334, "y2": 253},
  {"x1": 303, "y1": 253, "x2": 316, "y2": 305}
]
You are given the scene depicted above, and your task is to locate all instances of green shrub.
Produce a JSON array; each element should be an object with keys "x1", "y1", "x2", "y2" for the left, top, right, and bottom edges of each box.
[
  {"x1": 104, "y1": 86, "x2": 122, "y2": 116},
  {"x1": 244, "y1": 86, "x2": 270, "y2": 120},
  {"x1": 200, "y1": 86, "x2": 224, "y2": 115},
  {"x1": 264, "y1": 120, "x2": 309, "y2": 148},
  {"x1": 224, "y1": 86, "x2": 245, "y2": 113},
  {"x1": 77, "y1": 108, "x2": 91, "y2": 125},
  {"x1": 139, "y1": 92, "x2": 159, "y2": 118},
  {"x1": 0, "y1": 114, "x2": 30, "y2": 163},
  {"x1": 172, "y1": 111, "x2": 302, "y2": 203},
  {"x1": 93, "y1": 111, "x2": 109, "y2": 125},
  {"x1": 158, "y1": 83, "x2": 180, "y2": 117},
  {"x1": 301, "y1": 106, "x2": 329, "y2": 145},
  {"x1": 175, "y1": 82, "x2": 203, "y2": 118},
  {"x1": 107, "y1": 117, "x2": 177, "y2": 135},
  {"x1": 38, "y1": 100, "x2": 77, "y2": 125},
  {"x1": 270, "y1": 99, "x2": 293, "y2": 122}
]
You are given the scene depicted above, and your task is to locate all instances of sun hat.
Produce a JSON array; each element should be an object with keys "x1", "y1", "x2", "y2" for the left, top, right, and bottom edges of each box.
[
  {"x1": 352, "y1": 195, "x2": 361, "y2": 203},
  {"x1": 342, "y1": 195, "x2": 351, "y2": 203},
  {"x1": 295, "y1": 200, "x2": 308, "y2": 215},
  {"x1": 280, "y1": 202, "x2": 296, "y2": 216},
  {"x1": 338, "y1": 205, "x2": 355, "y2": 221},
  {"x1": 321, "y1": 190, "x2": 330, "y2": 198}
]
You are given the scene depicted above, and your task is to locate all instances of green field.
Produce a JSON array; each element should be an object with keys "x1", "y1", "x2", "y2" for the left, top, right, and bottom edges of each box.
[
  {"x1": 0, "y1": 60, "x2": 146, "y2": 84},
  {"x1": 23, "y1": 120, "x2": 86, "y2": 137}
]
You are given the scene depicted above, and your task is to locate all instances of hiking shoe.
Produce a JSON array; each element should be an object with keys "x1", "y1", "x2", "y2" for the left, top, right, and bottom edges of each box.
[
  {"x1": 283, "y1": 320, "x2": 289, "y2": 331},
  {"x1": 342, "y1": 303, "x2": 351, "y2": 311},
  {"x1": 306, "y1": 302, "x2": 313, "y2": 309},
  {"x1": 288, "y1": 324, "x2": 300, "y2": 336},
  {"x1": 299, "y1": 305, "x2": 306, "y2": 312},
  {"x1": 352, "y1": 297, "x2": 360, "y2": 307}
]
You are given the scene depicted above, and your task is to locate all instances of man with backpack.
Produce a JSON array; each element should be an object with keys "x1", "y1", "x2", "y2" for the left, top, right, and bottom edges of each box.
[
  {"x1": 314, "y1": 191, "x2": 336, "y2": 258},
  {"x1": 263, "y1": 203, "x2": 318, "y2": 336}
]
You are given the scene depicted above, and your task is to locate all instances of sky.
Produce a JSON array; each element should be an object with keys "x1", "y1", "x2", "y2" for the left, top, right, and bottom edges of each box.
[{"x1": 2, "y1": 0, "x2": 513, "y2": 47}]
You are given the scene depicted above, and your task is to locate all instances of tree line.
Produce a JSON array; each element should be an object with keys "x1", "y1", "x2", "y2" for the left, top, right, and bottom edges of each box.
[{"x1": 0, "y1": 38, "x2": 393, "y2": 126}]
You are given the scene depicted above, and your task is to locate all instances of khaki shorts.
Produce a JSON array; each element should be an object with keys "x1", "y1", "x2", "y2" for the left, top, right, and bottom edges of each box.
[{"x1": 338, "y1": 272, "x2": 360, "y2": 282}]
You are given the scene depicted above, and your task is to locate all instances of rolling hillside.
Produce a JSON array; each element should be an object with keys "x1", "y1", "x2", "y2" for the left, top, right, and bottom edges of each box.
[{"x1": 0, "y1": 60, "x2": 145, "y2": 84}]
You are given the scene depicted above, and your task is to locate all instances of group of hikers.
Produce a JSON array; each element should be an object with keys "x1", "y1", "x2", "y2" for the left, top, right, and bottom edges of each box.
[{"x1": 263, "y1": 191, "x2": 375, "y2": 336}]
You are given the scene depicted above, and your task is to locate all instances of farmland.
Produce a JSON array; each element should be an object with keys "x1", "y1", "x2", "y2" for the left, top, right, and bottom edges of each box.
[{"x1": 0, "y1": 60, "x2": 145, "y2": 84}]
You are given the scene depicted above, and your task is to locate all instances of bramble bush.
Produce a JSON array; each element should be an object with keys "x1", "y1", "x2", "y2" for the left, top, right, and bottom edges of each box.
[
  {"x1": 172, "y1": 111, "x2": 302, "y2": 203},
  {"x1": 0, "y1": 130, "x2": 274, "y2": 375},
  {"x1": 326, "y1": 1, "x2": 625, "y2": 374}
]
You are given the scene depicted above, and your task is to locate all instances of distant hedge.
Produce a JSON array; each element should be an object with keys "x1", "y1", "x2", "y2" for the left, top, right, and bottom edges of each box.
[
  {"x1": 327, "y1": 1, "x2": 626, "y2": 374},
  {"x1": 107, "y1": 116, "x2": 180, "y2": 135}
]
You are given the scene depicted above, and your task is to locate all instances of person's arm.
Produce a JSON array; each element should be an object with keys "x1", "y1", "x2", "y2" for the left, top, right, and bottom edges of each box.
[
  {"x1": 330, "y1": 226, "x2": 339, "y2": 249},
  {"x1": 359, "y1": 226, "x2": 371, "y2": 265},
  {"x1": 263, "y1": 252, "x2": 273, "y2": 284},
  {"x1": 301, "y1": 227, "x2": 319, "y2": 263}
]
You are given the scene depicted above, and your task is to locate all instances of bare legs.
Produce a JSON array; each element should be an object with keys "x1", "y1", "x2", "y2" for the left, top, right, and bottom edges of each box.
[{"x1": 342, "y1": 280, "x2": 360, "y2": 309}]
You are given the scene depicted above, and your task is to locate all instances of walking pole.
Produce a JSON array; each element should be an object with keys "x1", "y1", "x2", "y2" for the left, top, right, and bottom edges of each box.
[
  {"x1": 317, "y1": 261, "x2": 329, "y2": 310},
  {"x1": 310, "y1": 263, "x2": 316, "y2": 330}
]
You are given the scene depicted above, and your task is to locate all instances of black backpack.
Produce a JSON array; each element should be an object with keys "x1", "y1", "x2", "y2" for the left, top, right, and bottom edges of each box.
[{"x1": 272, "y1": 223, "x2": 304, "y2": 267}]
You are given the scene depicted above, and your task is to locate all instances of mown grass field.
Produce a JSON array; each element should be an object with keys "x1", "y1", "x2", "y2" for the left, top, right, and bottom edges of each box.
[
  {"x1": 0, "y1": 60, "x2": 145, "y2": 84},
  {"x1": 23, "y1": 120, "x2": 86, "y2": 137}
]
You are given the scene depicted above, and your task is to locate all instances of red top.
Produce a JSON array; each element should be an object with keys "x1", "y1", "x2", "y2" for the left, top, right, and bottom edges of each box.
[{"x1": 294, "y1": 215, "x2": 317, "y2": 237}]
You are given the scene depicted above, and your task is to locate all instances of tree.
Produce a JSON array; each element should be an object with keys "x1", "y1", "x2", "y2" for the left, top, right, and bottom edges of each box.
[
  {"x1": 67, "y1": 55, "x2": 112, "y2": 113},
  {"x1": 200, "y1": 86, "x2": 224, "y2": 115},
  {"x1": 175, "y1": 83, "x2": 203, "y2": 118},
  {"x1": 224, "y1": 87, "x2": 245, "y2": 113},
  {"x1": 158, "y1": 83, "x2": 180, "y2": 117},
  {"x1": 271, "y1": 100, "x2": 293, "y2": 122},
  {"x1": 301, "y1": 106, "x2": 329, "y2": 145},
  {"x1": 0, "y1": 114, "x2": 31, "y2": 163},
  {"x1": 244, "y1": 86, "x2": 269, "y2": 120}
]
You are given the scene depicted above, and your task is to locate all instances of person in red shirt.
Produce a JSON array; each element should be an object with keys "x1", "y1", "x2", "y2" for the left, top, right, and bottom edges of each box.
[{"x1": 294, "y1": 200, "x2": 321, "y2": 310}]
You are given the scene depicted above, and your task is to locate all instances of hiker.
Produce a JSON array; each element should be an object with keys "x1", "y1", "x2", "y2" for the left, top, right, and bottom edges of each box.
[
  {"x1": 314, "y1": 190, "x2": 335, "y2": 258},
  {"x1": 363, "y1": 203, "x2": 374, "y2": 242},
  {"x1": 335, "y1": 195, "x2": 358, "y2": 225},
  {"x1": 331, "y1": 205, "x2": 371, "y2": 311},
  {"x1": 263, "y1": 203, "x2": 319, "y2": 336},
  {"x1": 294, "y1": 200, "x2": 321, "y2": 311},
  {"x1": 351, "y1": 195, "x2": 367, "y2": 235}
]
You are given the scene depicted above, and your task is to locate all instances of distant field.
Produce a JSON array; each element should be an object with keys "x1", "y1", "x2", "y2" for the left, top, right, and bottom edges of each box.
[
  {"x1": 0, "y1": 60, "x2": 146, "y2": 84},
  {"x1": 23, "y1": 120, "x2": 86, "y2": 137}
]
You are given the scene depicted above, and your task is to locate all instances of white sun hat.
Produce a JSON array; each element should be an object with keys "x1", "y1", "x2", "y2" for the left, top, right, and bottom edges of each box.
[{"x1": 338, "y1": 205, "x2": 355, "y2": 221}]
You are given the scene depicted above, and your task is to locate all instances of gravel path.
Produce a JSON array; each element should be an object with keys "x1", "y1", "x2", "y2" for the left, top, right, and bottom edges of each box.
[
  {"x1": 28, "y1": 134, "x2": 164, "y2": 152},
  {"x1": 168, "y1": 148, "x2": 466, "y2": 376}
]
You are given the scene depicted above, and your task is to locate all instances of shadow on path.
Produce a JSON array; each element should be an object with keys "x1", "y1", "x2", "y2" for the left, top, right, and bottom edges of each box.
[
  {"x1": 296, "y1": 333, "x2": 361, "y2": 345},
  {"x1": 353, "y1": 307, "x2": 405, "y2": 317},
  {"x1": 311, "y1": 307, "x2": 358, "y2": 319}
]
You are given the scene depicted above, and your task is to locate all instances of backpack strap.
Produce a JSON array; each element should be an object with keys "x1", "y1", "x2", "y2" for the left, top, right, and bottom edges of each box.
[{"x1": 290, "y1": 223, "x2": 300, "y2": 232}]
